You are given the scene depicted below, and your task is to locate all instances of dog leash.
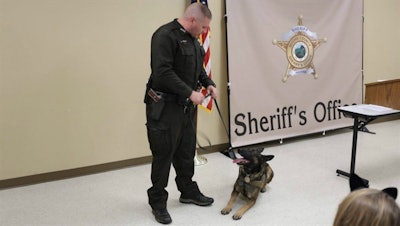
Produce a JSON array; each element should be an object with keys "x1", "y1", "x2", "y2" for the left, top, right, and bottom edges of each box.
[
  {"x1": 212, "y1": 98, "x2": 237, "y2": 160},
  {"x1": 195, "y1": 93, "x2": 236, "y2": 160}
]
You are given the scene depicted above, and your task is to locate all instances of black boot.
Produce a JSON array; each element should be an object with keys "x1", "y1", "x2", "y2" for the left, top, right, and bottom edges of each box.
[
  {"x1": 152, "y1": 208, "x2": 172, "y2": 224},
  {"x1": 179, "y1": 193, "x2": 214, "y2": 206}
]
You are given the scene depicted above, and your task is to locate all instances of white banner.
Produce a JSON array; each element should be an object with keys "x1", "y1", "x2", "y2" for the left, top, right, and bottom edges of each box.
[{"x1": 226, "y1": 0, "x2": 363, "y2": 147}]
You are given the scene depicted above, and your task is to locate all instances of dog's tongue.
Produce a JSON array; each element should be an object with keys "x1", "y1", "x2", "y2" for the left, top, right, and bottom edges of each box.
[{"x1": 233, "y1": 158, "x2": 249, "y2": 164}]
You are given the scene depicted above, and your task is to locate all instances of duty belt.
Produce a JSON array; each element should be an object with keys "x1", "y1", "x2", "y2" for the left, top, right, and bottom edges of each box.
[{"x1": 148, "y1": 88, "x2": 192, "y2": 106}]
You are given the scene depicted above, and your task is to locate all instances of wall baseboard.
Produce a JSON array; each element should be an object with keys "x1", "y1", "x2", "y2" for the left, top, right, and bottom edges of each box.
[{"x1": 0, "y1": 143, "x2": 230, "y2": 190}]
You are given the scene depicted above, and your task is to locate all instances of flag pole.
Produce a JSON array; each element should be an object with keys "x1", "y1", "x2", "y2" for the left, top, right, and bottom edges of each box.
[{"x1": 194, "y1": 108, "x2": 208, "y2": 166}]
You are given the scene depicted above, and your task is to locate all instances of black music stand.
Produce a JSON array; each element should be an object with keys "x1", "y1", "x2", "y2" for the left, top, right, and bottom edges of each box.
[{"x1": 336, "y1": 104, "x2": 400, "y2": 186}]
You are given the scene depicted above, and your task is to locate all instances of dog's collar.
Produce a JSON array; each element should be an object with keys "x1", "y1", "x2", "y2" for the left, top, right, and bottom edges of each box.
[{"x1": 240, "y1": 165, "x2": 266, "y2": 183}]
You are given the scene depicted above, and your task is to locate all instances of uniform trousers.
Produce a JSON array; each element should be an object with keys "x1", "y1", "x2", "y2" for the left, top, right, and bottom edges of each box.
[{"x1": 146, "y1": 101, "x2": 200, "y2": 210}]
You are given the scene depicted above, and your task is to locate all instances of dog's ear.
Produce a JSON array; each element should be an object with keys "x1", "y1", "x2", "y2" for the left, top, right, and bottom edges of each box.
[
  {"x1": 350, "y1": 173, "x2": 369, "y2": 191},
  {"x1": 382, "y1": 187, "x2": 398, "y2": 200},
  {"x1": 221, "y1": 147, "x2": 237, "y2": 159},
  {"x1": 262, "y1": 155, "x2": 274, "y2": 162},
  {"x1": 254, "y1": 147, "x2": 264, "y2": 154}
]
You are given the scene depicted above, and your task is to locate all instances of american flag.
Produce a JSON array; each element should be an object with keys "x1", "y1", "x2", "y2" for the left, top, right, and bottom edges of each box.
[{"x1": 191, "y1": 0, "x2": 212, "y2": 112}]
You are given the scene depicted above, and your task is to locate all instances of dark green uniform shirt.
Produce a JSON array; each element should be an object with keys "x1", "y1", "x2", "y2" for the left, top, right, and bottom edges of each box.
[{"x1": 150, "y1": 19, "x2": 215, "y2": 99}]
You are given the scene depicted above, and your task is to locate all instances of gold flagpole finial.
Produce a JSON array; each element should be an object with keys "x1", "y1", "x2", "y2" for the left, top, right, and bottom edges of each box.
[{"x1": 298, "y1": 15, "x2": 303, "y2": 26}]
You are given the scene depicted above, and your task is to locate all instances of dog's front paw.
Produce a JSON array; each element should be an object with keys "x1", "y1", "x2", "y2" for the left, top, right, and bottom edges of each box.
[
  {"x1": 221, "y1": 207, "x2": 232, "y2": 215},
  {"x1": 232, "y1": 213, "x2": 242, "y2": 220}
]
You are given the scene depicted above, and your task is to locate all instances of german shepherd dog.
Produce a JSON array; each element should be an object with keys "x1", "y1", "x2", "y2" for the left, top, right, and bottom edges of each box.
[{"x1": 221, "y1": 147, "x2": 274, "y2": 220}]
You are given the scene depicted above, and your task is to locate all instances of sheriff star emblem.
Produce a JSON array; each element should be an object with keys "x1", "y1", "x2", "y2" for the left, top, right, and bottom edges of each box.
[{"x1": 273, "y1": 15, "x2": 327, "y2": 82}]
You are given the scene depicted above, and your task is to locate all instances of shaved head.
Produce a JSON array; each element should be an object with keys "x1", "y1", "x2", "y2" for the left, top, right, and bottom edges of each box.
[
  {"x1": 184, "y1": 2, "x2": 212, "y2": 21},
  {"x1": 178, "y1": 2, "x2": 212, "y2": 38}
]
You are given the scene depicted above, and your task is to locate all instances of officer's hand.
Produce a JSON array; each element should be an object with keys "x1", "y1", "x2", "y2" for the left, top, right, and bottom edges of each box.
[
  {"x1": 207, "y1": 85, "x2": 218, "y2": 99},
  {"x1": 189, "y1": 91, "x2": 205, "y2": 105}
]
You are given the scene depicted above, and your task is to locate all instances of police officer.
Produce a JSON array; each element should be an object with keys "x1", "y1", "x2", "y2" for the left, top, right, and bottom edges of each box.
[{"x1": 144, "y1": 3, "x2": 218, "y2": 224}]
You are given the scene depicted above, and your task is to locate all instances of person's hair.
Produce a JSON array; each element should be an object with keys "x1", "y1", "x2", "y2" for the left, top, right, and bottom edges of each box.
[
  {"x1": 184, "y1": 2, "x2": 212, "y2": 21},
  {"x1": 333, "y1": 188, "x2": 400, "y2": 226}
]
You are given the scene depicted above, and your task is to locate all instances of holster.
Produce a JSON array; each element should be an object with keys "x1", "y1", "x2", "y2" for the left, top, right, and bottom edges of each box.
[
  {"x1": 146, "y1": 98, "x2": 165, "y2": 121},
  {"x1": 145, "y1": 88, "x2": 166, "y2": 121}
]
